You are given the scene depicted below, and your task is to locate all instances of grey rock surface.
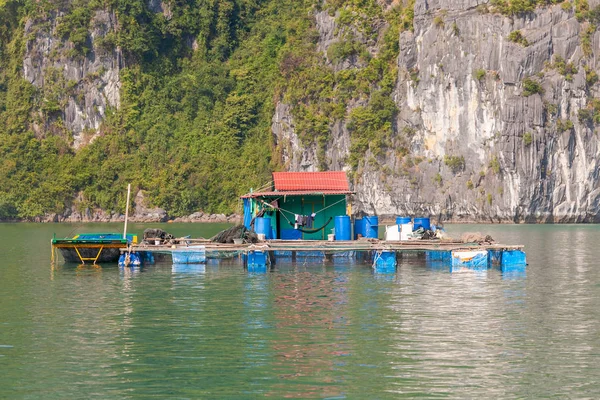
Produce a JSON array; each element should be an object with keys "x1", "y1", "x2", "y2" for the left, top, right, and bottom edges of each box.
[
  {"x1": 273, "y1": 1, "x2": 600, "y2": 222},
  {"x1": 18, "y1": 1, "x2": 600, "y2": 223},
  {"x1": 23, "y1": 9, "x2": 121, "y2": 148}
]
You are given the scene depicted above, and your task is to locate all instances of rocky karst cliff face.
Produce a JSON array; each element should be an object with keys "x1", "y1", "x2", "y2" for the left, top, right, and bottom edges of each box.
[
  {"x1": 11, "y1": 0, "x2": 600, "y2": 222},
  {"x1": 23, "y1": 7, "x2": 121, "y2": 148},
  {"x1": 273, "y1": 0, "x2": 600, "y2": 222}
]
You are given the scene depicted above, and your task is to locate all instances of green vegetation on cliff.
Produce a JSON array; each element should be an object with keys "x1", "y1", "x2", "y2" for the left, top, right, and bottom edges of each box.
[
  {"x1": 0, "y1": 0, "x2": 415, "y2": 220},
  {"x1": 0, "y1": 0, "x2": 313, "y2": 218},
  {"x1": 4, "y1": 0, "x2": 593, "y2": 221},
  {"x1": 490, "y1": 0, "x2": 564, "y2": 16}
]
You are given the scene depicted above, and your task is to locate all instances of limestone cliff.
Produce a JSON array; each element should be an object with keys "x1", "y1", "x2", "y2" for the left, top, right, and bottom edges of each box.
[
  {"x1": 273, "y1": 0, "x2": 600, "y2": 222},
  {"x1": 9, "y1": 0, "x2": 600, "y2": 223},
  {"x1": 23, "y1": 6, "x2": 121, "y2": 148}
]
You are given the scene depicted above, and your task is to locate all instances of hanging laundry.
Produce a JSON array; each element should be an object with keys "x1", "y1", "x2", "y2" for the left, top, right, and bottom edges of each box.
[{"x1": 306, "y1": 213, "x2": 314, "y2": 228}]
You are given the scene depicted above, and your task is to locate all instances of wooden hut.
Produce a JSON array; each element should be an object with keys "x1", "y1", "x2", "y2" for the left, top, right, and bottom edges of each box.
[{"x1": 241, "y1": 171, "x2": 353, "y2": 240}]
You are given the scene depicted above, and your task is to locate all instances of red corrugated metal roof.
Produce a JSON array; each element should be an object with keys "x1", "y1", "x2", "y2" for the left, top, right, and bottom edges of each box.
[
  {"x1": 241, "y1": 190, "x2": 351, "y2": 198},
  {"x1": 240, "y1": 171, "x2": 352, "y2": 198},
  {"x1": 273, "y1": 171, "x2": 349, "y2": 191}
]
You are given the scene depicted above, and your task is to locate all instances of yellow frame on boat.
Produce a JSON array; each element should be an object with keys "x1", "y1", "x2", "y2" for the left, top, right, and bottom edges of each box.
[
  {"x1": 74, "y1": 246, "x2": 104, "y2": 264},
  {"x1": 51, "y1": 243, "x2": 124, "y2": 264}
]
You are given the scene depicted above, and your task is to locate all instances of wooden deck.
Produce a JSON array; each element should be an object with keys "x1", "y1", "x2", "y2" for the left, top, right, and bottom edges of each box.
[{"x1": 126, "y1": 238, "x2": 524, "y2": 254}]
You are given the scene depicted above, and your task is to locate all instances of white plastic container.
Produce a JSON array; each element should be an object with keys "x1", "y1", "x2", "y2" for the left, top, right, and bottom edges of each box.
[
  {"x1": 400, "y1": 223, "x2": 413, "y2": 241},
  {"x1": 385, "y1": 225, "x2": 401, "y2": 241}
]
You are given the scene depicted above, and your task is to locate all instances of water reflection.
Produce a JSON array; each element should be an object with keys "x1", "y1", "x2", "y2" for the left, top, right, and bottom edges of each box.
[
  {"x1": 171, "y1": 263, "x2": 206, "y2": 274},
  {"x1": 241, "y1": 273, "x2": 270, "y2": 375},
  {"x1": 427, "y1": 259, "x2": 490, "y2": 276},
  {"x1": 500, "y1": 265, "x2": 527, "y2": 280},
  {"x1": 265, "y1": 268, "x2": 349, "y2": 398},
  {"x1": 73, "y1": 263, "x2": 105, "y2": 279},
  {"x1": 331, "y1": 256, "x2": 355, "y2": 272},
  {"x1": 373, "y1": 270, "x2": 397, "y2": 282},
  {"x1": 449, "y1": 265, "x2": 489, "y2": 276},
  {"x1": 393, "y1": 259, "x2": 530, "y2": 394},
  {"x1": 119, "y1": 265, "x2": 142, "y2": 278},
  {"x1": 427, "y1": 259, "x2": 528, "y2": 280},
  {"x1": 9, "y1": 224, "x2": 600, "y2": 398}
]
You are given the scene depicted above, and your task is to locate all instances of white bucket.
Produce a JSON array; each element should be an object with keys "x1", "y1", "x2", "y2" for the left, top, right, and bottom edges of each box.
[
  {"x1": 328, "y1": 234, "x2": 335, "y2": 241},
  {"x1": 257, "y1": 233, "x2": 266, "y2": 241},
  {"x1": 154, "y1": 240, "x2": 161, "y2": 245},
  {"x1": 233, "y1": 238, "x2": 243, "y2": 245}
]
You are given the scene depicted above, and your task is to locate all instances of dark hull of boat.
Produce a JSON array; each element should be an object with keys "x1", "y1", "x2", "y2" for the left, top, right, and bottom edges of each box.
[{"x1": 57, "y1": 247, "x2": 122, "y2": 264}]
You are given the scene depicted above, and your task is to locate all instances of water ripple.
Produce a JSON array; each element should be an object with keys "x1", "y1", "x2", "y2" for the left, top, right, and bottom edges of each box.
[{"x1": 1, "y1": 224, "x2": 600, "y2": 398}]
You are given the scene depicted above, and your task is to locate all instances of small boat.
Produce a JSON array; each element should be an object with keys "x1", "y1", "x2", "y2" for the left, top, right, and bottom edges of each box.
[
  {"x1": 52, "y1": 185, "x2": 138, "y2": 265},
  {"x1": 52, "y1": 233, "x2": 138, "y2": 264}
]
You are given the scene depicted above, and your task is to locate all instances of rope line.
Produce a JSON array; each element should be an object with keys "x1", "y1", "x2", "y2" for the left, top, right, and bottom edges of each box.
[
  {"x1": 253, "y1": 180, "x2": 274, "y2": 193},
  {"x1": 257, "y1": 196, "x2": 346, "y2": 218},
  {"x1": 317, "y1": 197, "x2": 346, "y2": 214},
  {"x1": 274, "y1": 207, "x2": 332, "y2": 233},
  {"x1": 372, "y1": 250, "x2": 382, "y2": 269}
]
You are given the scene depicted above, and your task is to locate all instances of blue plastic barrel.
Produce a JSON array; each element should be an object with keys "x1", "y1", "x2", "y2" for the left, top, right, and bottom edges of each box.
[
  {"x1": 396, "y1": 216, "x2": 411, "y2": 225},
  {"x1": 271, "y1": 227, "x2": 277, "y2": 240},
  {"x1": 255, "y1": 217, "x2": 272, "y2": 239},
  {"x1": 354, "y1": 218, "x2": 364, "y2": 239},
  {"x1": 413, "y1": 217, "x2": 431, "y2": 231},
  {"x1": 364, "y1": 216, "x2": 379, "y2": 239},
  {"x1": 334, "y1": 216, "x2": 351, "y2": 240}
]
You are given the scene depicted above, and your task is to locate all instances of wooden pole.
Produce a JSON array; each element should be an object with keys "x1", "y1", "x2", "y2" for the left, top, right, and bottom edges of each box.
[{"x1": 123, "y1": 183, "x2": 131, "y2": 240}]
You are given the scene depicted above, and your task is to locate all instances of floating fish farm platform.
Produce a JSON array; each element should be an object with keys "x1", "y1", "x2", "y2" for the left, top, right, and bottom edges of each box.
[{"x1": 122, "y1": 238, "x2": 526, "y2": 273}]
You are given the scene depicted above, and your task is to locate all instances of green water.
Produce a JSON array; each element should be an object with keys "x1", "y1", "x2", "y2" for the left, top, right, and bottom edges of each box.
[{"x1": 1, "y1": 223, "x2": 600, "y2": 398}]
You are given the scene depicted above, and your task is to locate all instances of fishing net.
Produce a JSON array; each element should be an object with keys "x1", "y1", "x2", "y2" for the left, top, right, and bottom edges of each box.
[
  {"x1": 461, "y1": 232, "x2": 495, "y2": 244},
  {"x1": 211, "y1": 225, "x2": 259, "y2": 244},
  {"x1": 143, "y1": 228, "x2": 175, "y2": 244}
]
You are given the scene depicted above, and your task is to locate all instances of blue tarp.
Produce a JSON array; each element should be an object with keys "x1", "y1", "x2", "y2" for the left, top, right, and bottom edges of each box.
[
  {"x1": 281, "y1": 229, "x2": 302, "y2": 240},
  {"x1": 74, "y1": 233, "x2": 136, "y2": 243},
  {"x1": 243, "y1": 198, "x2": 252, "y2": 229},
  {"x1": 451, "y1": 250, "x2": 489, "y2": 269},
  {"x1": 172, "y1": 247, "x2": 206, "y2": 264}
]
